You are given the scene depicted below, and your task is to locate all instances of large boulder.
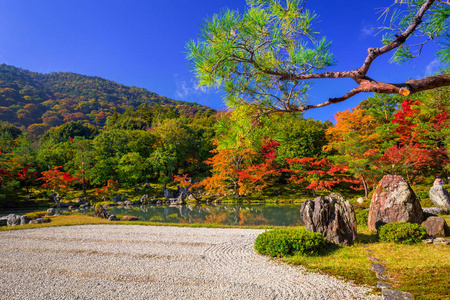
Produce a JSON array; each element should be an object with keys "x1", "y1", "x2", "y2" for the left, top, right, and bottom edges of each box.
[
  {"x1": 422, "y1": 216, "x2": 450, "y2": 237},
  {"x1": 429, "y1": 185, "x2": 450, "y2": 208},
  {"x1": 94, "y1": 205, "x2": 109, "y2": 219},
  {"x1": 6, "y1": 214, "x2": 21, "y2": 226},
  {"x1": 368, "y1": 175, "x2": 423, "y2": 231},
  {"x1": 300, "y1": 193, "x2": 357, "y2": 246}
]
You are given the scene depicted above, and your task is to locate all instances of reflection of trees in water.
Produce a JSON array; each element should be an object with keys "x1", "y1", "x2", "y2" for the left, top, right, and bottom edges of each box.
[{"x1": 106, "y1": 204, "x2": 302, "y2": 226}]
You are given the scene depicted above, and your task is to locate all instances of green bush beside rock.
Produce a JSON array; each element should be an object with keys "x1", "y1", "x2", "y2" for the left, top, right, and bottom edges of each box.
[
  {"x1": 378, "y1": 222, "x2": 427, "y2": 245},
  {"x1": 254, "y1": 228, "x2": 326, "y2": 257}
]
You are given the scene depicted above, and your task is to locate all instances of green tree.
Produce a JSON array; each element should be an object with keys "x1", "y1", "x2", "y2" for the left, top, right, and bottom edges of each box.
[{"x1": 187, "y1": 0, "x2": 450, "y2": 115}]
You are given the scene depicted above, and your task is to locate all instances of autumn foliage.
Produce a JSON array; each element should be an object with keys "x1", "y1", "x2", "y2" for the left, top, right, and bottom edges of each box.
[
  {"x1": 38, "y1": 166, "x2": 79, "y2": 194},
  {"x1": 283, "y1": 157, "x2": 350, "y2": 192}
]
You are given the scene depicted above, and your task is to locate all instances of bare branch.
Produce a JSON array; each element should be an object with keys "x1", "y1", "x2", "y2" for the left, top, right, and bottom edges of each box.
[{"x1": 291, "y1": 73, "x2": 450, "y2": 113}]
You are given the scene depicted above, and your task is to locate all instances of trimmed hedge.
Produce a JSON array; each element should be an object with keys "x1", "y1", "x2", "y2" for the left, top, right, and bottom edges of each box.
[
  {"x1": 254, "y1": 228, "x2": 326, "y2": 257},
  {"x1": 378, "y1": 222, "x2": 427, "y2": 245}
]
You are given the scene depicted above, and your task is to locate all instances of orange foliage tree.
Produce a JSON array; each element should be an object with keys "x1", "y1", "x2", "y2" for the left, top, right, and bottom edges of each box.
[
  {"x1": 325, "y1": 107, "x2": 384, "y2": 197},
  {"x1": 199, "y1": 141, "x2": 256, "y2": 196}
]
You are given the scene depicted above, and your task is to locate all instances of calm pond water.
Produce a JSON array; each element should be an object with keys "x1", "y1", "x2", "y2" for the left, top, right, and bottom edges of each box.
[
  {"x1": 1, "y1": 203, "x2": 304, "y2": 226},
  {"x1": 85, "y1": 203, "x2": 304, "y2": 226}
]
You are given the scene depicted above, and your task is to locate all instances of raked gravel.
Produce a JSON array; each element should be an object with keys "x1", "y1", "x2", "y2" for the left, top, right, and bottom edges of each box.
[{"x1": 0, "y1": 225, "x2": 380, "y2": 299}]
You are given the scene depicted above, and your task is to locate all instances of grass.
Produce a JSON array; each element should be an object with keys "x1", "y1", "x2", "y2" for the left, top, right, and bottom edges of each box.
[
  {"x1": 371, "y1": 242, "x2": 450, "y2": 299},
  {"x1": 281, "y1": 225, "x2": 450, "y2": 299}
]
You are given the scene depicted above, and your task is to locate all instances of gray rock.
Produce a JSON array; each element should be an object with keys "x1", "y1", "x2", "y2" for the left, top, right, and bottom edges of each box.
[
  {"x1": 377, "y1": 281, "x2": 395, "y2": 289},
  {"x1": 422, "y1": 207, "x2": 448, "y2": 215},
  {"x1": 140, "y1": 194, "x2": 149, "y2": 203},
  {"x1": 108, "y1": 215, "x2": 117, "y2": 221},
  {"x1": 20, "y1": 216, "x2": 28, "y2": 225},
  {"x1": 163, "y1": 188, "x2": 177, "y2": 198},
  {"x1": 300, "y1": 193, "x2": 357, "y2": 246},
  {"x1": 5, "y1": 214, "x2": 22, "y2": 226},
  {"x1": 29, "y1": 218, "x2": 44, "y2": 224},
  {"x1": 371, "y1": 264, "x2": 385, "y2": 274},
  {"x1": 47, "y1": 208, "x2": 56, "y2": 215},
  {"x1": 0, "y1": 214, "x2": 28, "y2": 226},
  {"x1": 357, "y1": 197, "x2": 364, "y2": 204},
  {"x1": 382, "y1": 288, "x2": 413, "y2": 300},
  {"x1": 110, "y1": 195, "x2": 122, "y2": 202},
  {"x1": 94, "y1": 205, "x2": 109, "y2": 219},
  {"x1": 429, "y1": 185, "x2": 450, "y2": 208},
  {"x1": 175, "y1": 192, "x2": 186, "y2": 205},
  {"x1": 422, "y1": 237, "x2": 450, "y2": 245},
  {"x1": 368, "y1": 175, "x2": 423, "y2": 231},
  {"x1": 433, "y1": 237, "x2": 450, "y2": 245},
  {"x1": 422, "y1": 216, "x2": 450, "y2": 237}
]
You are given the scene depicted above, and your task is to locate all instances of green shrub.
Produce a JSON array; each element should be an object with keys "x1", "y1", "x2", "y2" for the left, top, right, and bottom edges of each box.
[
  {"x1": 254, "y1": 228, "x2": 326, "y2": 257},
  {"x1": 420, "y1": 197, "x2": 434, "y2": 208},
  {"x1": 356, "y1": 209, "x2": 369, "y2": 226},
  {"x1": 378, "y1": 222, "x2": 427, "y2": 245},
  {"x1": 415, "y1": 190, "x2": 428, "y2": 201}
]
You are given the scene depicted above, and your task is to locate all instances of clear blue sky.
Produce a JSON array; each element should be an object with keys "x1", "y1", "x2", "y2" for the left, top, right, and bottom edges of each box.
[{"x1": 0, "y1": 0, "x2": 443, "y2": 121}]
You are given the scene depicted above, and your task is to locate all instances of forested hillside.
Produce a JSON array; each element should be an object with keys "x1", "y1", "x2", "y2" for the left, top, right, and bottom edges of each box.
[{"x1": 0, "y1": 64, "x2": 211, "y2": 135}]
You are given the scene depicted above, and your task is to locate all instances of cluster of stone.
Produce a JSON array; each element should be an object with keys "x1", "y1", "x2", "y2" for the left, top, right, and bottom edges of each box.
[
  {"x1": 0, "y1": 214, "x2": 51, "y2": 227},
  {"x1": 300, "y1": 175, "x2": 449, "y2": 248}
]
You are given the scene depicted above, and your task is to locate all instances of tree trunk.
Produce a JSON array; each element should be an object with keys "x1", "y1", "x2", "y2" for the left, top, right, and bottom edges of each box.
[{"x1": 361, "y1": 175, "x2": 369, "y2": 199}]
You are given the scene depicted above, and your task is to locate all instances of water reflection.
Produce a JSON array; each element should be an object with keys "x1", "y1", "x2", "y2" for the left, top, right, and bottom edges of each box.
[{"x1": 92, "y1": 203, "x2": 303, "y2": 226}]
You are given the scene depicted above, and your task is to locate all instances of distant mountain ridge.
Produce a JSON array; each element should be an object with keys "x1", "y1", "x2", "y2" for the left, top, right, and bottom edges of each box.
[{"x1": 0, "y1": 64, "x2": 212, "y2": 133}]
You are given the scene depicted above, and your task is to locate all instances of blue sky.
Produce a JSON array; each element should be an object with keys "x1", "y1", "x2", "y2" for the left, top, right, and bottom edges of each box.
[{"x1": 0, "y1": 0, "x2": 444, "y2": 121}]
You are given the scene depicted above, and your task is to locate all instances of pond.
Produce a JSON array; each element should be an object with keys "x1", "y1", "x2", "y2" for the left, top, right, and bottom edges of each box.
[
  {"x1": 98, "y1": 203, "x2": 303, "y2": 226},
  {"x1": 1, "y1": 203, "x2": 304, "y2": 226},
  {"x1": 60, "y1": 203, "x2": 302, "y2": 226}
]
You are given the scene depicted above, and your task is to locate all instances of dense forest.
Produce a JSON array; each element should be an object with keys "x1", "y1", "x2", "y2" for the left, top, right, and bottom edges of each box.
[
  {"x1": 0, "y1": 64, "x2": 211, "y2": 135},
  {"x1": 1, "y1": 63, "x2": 449, "y2": 206}
]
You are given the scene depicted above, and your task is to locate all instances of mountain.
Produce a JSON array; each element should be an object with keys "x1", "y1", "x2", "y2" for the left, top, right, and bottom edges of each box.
[{"x1": 0, "y1": 64, "x2": 212, "y2": 134}]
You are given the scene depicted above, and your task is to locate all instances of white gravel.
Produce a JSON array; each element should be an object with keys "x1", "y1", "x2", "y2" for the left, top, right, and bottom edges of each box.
[{"x1": 0, "y1": 225, "x2": 379, "y2": 299}]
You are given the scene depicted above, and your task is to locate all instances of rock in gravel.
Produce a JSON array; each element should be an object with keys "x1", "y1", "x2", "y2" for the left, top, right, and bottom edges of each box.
[
  {"x1": 368, "y1": 175, "x2": 423, "y2": 231},
  {"x1": 422, "y1": 216, "x2": 450, "y2": 237},
  {"x1": 301, "y1": 193, "x2": 357, "y2": 246},
  {"x1": 429, "y1": 185, "x2": 450, "y2": 208}
]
